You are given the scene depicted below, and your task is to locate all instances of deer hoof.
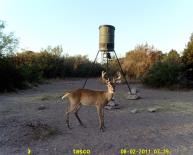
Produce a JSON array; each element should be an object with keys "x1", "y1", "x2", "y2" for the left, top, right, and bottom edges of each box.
[
  {"x1": 80, "y1": 124, "x2": 87, "y2": 128},
  {"x1": 100, "y1": 127, "x2": 105, "y2": 132},
  {"x1": 82, "y1": 125, "x2": 87, "y2": 128},
  {"x1": 67, "y1": 124, "x2": 72, "y2": 129}
]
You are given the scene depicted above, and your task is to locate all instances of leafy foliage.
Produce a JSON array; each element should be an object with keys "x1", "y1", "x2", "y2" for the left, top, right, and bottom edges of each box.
[
  {"x1": 122, "y1": 44, "x2": 161, "y2": 79},
  {"x1": 141, "y1": 48, "x2": 193, "y2": 88},
  {"x1": 0, "y1": 20, "x2": 18, "y2": 56},
  {"x1": 182, "y1": 33, "x2": 193, "y2": 81},
  {"x1": 142, "y1": 61, "x2": 185, "y2": 88},
  {"x1": 182, "y1": 33, "x2": 193, "y2": 66},
  {"x1": 0, "y1": 49, "x2": 103, "y2": 91},
  {"x1": 0, "y1": 57, "x2": 25, "y2": 91},
  {"x1": 162, "y1": 49, "x2": 181, "y2": 63}
]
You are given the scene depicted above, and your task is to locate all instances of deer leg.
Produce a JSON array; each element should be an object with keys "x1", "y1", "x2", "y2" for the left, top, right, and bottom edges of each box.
[
  {"x1": 65, "y1": 103, "x2": 79, "y2": 129},
  {"x1": 101, "y1": 107, "x2": 105, "y2": 129},
  {"x1": 64, "y1": 104, "x2": 71, "y2": 129},
  {"x1": 74, "y1": 105, "x2": 86, "y2": 128},
  {"x1": 66, "y1": 114, "x2": 71, "y2": 129},
  {"x1": 97, "y1": 106, "x2": 105, "y2": 132}
]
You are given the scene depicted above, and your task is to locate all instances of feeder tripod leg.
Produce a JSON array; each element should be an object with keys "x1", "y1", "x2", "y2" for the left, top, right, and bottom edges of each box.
[
  {"x1": 113, "y1": 51, "x2": 132, "y2": 93},
  {"x1": 106, "y1": 53, "x2": 109, "y2": 77},
  {"x1": 82, "y1": 50, "x2": 100, "y2": 89}
]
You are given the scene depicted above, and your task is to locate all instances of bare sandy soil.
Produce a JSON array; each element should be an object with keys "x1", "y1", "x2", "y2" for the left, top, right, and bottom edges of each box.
[{"x1": 1, "y1": 78, "x2": 193, "y2": 155}]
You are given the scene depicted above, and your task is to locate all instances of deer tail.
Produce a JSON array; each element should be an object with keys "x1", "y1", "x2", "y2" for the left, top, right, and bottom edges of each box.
[{"x1": 62, "y1": 92, "x2": 70, "y2": 100}]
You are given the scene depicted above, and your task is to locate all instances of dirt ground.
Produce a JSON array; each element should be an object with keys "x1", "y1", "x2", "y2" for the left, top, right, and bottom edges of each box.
[{"x1": 1, "y1": 78, "x2": 193, "y2": 155}]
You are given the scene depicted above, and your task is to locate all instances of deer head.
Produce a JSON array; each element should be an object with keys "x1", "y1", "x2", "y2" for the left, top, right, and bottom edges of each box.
[
  {"x1": 101, "y1": 71, "x2": 122, "y2": 93},
  {"x1": 101, "y1": 71, "x2": 121, "y2": 83}
]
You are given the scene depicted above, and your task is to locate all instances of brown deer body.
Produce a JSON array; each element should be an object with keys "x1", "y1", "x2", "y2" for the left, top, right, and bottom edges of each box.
[{"x1": 62, "y1": 71, "x2": 120, "y2": 132}]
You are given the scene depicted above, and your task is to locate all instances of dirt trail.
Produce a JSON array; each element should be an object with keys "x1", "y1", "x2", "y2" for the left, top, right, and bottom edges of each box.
[{"x1": 1, "y1": 79, "x2": 193, "y2": 155}]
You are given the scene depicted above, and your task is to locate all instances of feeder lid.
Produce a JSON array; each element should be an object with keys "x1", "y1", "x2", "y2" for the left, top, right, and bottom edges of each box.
[{"x1": 99, "y1": 25, "x2": 115, "y2": 30}]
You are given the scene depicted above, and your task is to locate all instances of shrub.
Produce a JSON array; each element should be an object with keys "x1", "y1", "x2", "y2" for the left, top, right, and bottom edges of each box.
[
  {"x1": 18, "y1": 64, "x2": 43, "y2": 83},
  {"x1": 122, "y1": 44, "x2": 161, "y2": 79},
  {"x1": 0, "y1": 48, "x2": 104, "y2": 91},
  {"x1": 0, "y1": 57, "x2": 25, "y2": 91},
  {"x1": 162, "y1": 49, "x2": 181, "y2": 63},
  {"x1": 75, "y1": 62, "x2": 103, "y2": 77},
  {"x1": 182, "y1": 33, "x2": 193, "y2": 81},
  {"x1": 142, "y1": 62, "x2": 185, "y2": 88}
]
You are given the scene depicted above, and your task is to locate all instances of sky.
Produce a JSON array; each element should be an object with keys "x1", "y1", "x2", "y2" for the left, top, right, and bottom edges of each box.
[{"x1": 0, "y1": 0, "x2": 193, "y2": 60}]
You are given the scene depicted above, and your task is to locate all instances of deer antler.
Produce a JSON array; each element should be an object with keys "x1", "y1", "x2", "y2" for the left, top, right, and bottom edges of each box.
[{"x1": 101, "y1": 71, "x2": 108, "y2": 83}]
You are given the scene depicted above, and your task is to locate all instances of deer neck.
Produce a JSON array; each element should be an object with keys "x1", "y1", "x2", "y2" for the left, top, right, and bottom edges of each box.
[{"x1": 105, "y1": 87, "x2": 114, "y2": 102}]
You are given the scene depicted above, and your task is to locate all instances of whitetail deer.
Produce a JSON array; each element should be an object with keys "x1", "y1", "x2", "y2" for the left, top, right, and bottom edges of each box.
[{"x1": 61, "y1": 71, "x2": 121, "y2": 132}]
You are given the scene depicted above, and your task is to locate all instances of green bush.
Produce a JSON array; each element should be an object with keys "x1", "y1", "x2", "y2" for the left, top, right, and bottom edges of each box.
[
  {"x1": 182, "y1": 33, "x2": 193, "y2": 81},
  {"x1": 0, "y1": 57, "x2": 25, "y2": 91},
  {"x1": 75, "y1": 62, "x2": 103, "y2": 77},
  {"x1": 18, "y1": 64, "x2": 43, "y2": 83},
  {"x1": 142, "y1": 62, "x2": 185, "y2": 88},
  {"x1": 0, "y1": 50, "x2": 104, "y2": 92}
]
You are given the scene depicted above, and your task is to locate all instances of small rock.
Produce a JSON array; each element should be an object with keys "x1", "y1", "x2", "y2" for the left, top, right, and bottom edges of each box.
[
  {"x1": 104, "y1": 106, "x2": 112, "y2": 110},
  {"x1": 131, "y1": 109, "x2": 138, "y2": 114},
  {"x1": 108, "y1": 101, "x2": 116, "y2": 107},
  {"x1": 38, "y1": 105, "x2": 46, "y2": 110},
  {"x1": 147, "y1": 107, "x2": 158, "y2": 112},
  {"x1": 114, "y1": 103, "x2": 119, "y2": 106},
  {"x1": 113, "y1": 105, "x2": 120, "y2": 109},
  {"x1": 127, "y1": 94, "x2": 140, "y2": 100},
  {"x1": 131, "y1": 88, "x2": 137, "y2": 94},
  {"x1": 128, "y1": 88, "x2": 137, "y2": 94},
  {"x1": 111, "y1": 96, "x2": 115, "y2": 100}
]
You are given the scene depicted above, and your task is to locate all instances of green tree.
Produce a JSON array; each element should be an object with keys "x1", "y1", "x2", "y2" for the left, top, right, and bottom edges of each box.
[
  {"x1": 142, "y1": 61, "x2": 185, "y2": 88},
  {"x1": 40, "y1": 45, "x2": 63, "y2": 56},
  {"x1": 182, "y1": 33, "x2": 193, "y2": 81},
  {"x1": 51, "y1": 45, "x2": 63, "y2": 56},
  {"x1": 162, "y1": 49, "x2": 180, "y2": 63},
  {"x1": 182, "y1": 33, "x2": 193, "y2": 66},
  {"x1": 0, "y1": 20, "x2": 18, "y2": 56}
]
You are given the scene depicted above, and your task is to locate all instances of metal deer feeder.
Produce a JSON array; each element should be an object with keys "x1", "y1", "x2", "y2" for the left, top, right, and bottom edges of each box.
[
  {"x1": 99, "y1": 25, "x2": 115, "y2": 51},
  {"x1": 83, "y1": 25, "x2": 139, "y2": 100}
]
